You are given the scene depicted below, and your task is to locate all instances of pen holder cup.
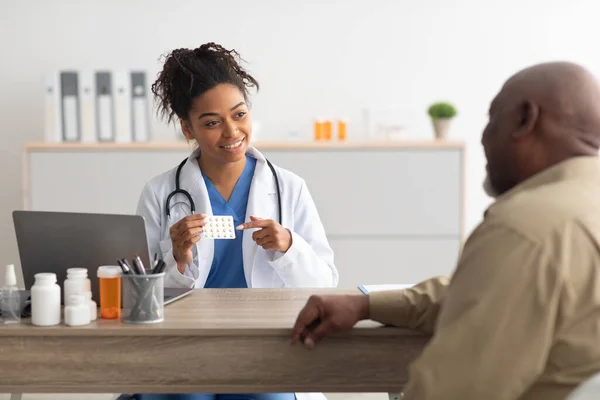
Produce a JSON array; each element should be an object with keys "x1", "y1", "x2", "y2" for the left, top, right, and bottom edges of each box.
[{"x1": 121, "y1": 273, "x2": 165, "y2": 324}]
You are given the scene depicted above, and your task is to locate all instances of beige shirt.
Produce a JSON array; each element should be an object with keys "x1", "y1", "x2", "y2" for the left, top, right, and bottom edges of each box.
[{"x1": 370, "y1": 156, "x2": 600, "y2": 400}]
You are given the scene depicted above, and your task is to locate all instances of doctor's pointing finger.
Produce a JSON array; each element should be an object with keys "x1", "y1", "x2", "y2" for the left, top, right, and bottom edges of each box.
[{"x1": 237, "y1": 216, "x2": 293, "y2": 252}]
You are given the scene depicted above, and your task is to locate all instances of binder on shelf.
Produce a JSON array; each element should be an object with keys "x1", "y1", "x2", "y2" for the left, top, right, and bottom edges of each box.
[
  {"x1": 60, "y1": 71, "x2": 81, "y2": 142},
  {"x1": 95, "y1": 71, "x2": 115, "y2": 142},
  {"x1": 131, "y1": 71, "x2": 151, "y2": 142},
  {"x1": 43, "y1": 69, "x2": 152, "y2": 144},
  {"x1": 113, "y1": 70, "x2": 132, "y2": 143},
  {"x1": 44, "y1": 71, "x2": 62, "y2": 143},
  {"x1": 79, "y1": 70, "x2": 96, "y2": 143}
]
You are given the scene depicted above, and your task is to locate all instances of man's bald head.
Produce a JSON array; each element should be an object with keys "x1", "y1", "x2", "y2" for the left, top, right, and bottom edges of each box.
[{"x1": 482, "y1": 61, "x2": 600, "y2": 197}]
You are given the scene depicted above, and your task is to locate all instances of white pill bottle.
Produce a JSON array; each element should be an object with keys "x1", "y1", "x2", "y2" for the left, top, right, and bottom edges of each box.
[
  {"x1": 63, "y1": 267, "x2": 91, "y2": 305},
  {"x1": 31, "y1": 272, "x2": 61, "y2": 326},
  {"x1": 64, "y1": 294, "x2": 91, "y2": 327}
]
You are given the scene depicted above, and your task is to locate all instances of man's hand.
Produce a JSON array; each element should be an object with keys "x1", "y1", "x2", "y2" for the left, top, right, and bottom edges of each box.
[
  {"x1": 291, "y1": 294, "x2": 370, "y2": 349},
  {"x1": 170, "y1": 214, "x2": 208, "y2": 273},
  {"x1": 236, "y1": 216, "x2": 292, "y2": 252}
]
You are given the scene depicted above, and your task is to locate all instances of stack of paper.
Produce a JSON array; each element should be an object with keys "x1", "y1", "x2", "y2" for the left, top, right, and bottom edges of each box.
[{"x1": 358, "y1": 284, "x2": 414, "y2": 295}]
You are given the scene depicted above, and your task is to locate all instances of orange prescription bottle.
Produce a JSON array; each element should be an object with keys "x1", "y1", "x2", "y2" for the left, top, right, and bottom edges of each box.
[
  {"x1": 323, "y1": 120, "x2": 333, "y2": 141},
  {"x1": 337, "y1": 120, "x2": 347, "y2": 141},
  {"x1": 314, "y1": 120, "x2": 323, "y2": 141},
  {"x1": 97, "y1": 266, "x2": 122, "y2": 319}
]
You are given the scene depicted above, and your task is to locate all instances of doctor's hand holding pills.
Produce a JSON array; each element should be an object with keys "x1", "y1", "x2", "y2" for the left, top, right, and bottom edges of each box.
[
  {"x1": 170, "y1": 213, "x2": 208, "y2": 272},
  {"x1": 237, "y1": 216, "x2": 292, "y2": 252}
]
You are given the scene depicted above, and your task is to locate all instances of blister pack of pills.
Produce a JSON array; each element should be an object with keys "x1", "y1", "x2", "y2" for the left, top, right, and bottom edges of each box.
[{"x1": 202, "y1": 215, "x2": 236, "y2": 239}]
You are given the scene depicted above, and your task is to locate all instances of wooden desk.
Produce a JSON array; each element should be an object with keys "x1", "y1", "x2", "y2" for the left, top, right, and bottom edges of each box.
[{"x1": 0, "y1": 288, "x2": 429, "y2": 395}]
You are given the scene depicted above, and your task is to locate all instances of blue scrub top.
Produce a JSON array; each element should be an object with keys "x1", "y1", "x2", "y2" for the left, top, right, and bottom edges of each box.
[{"x1": 202, "y1": 155, "x2": 256, "y2": 289}]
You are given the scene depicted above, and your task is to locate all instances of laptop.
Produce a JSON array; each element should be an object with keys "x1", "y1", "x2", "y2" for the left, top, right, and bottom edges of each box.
[{"x1": 12, "y1": 210, "x2": 193, "y2": 305}]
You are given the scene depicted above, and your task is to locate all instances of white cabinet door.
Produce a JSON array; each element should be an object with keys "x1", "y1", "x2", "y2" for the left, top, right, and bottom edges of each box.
[
  {"x1": 29, "y1": 151, "x2": 188, "y2": 213},
  {"x1": 262, "y1": 149, "x2": 463, "y2": 236},
  {"x1": 329, "y1": 237, "x2": 461, "y2": 288},
  {"x1": 27, "y1": 147, "x2": 464, "y2": 288}
]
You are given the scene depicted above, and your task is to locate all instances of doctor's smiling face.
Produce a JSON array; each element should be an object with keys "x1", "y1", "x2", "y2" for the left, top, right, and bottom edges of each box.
[
  {"x1": 151, "y1": 42, "x2": 259, "y2": 167},
  {"x1": 181, "y1": 83, "x2": 252, "y2": 165}
]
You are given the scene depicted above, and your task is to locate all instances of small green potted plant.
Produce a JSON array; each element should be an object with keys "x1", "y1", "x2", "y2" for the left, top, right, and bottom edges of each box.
[{"x1": 428, "y1": 102, "x2": 457, "y2": 140}]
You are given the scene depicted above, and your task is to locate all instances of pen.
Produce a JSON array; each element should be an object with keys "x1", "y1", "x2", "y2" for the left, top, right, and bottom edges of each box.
[
  {"x1": 151, "y1": 260, "x2": 165, "y2": 275},
  {"x1": 157, "y1": 260, "x2": 166, "y2": 274},
  {"x1": 122, "y1": 258, "x2": 133, "y2": 273},
  {"x1": 117, "y1": 259, "x2": 132, "y2": 275},
  {"x1": 131, "y1": 258, "x2": 143, "y2": 275},
  {"x1": 135, "y1": 255, "x2": 146, "y2": 275}
]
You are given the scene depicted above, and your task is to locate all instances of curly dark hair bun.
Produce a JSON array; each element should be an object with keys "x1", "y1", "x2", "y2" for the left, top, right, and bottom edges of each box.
[{"x1": 151, "y1": 42, "x2": 259, "y2": 124}]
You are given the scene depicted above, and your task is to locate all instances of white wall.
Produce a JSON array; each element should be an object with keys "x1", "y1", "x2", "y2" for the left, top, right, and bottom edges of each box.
[{"x1": 1, "y1": 0, "x2": 599, "y2": 285}]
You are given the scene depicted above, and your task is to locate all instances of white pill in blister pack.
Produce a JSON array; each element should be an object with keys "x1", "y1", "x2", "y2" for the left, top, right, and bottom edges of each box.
[{"x1": 202, "y1": 215, "x2": 236, "y2": 239}]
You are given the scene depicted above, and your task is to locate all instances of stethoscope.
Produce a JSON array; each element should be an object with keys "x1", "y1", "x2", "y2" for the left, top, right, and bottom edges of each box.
[{"x1": 165, "y1": 157, "x2": 282, "y2": 224}]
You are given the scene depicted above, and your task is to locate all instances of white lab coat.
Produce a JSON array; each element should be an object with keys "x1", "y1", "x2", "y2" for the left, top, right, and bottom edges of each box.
[{"x1": 136, "y1": 146, "x2": 338, "y2": 400}]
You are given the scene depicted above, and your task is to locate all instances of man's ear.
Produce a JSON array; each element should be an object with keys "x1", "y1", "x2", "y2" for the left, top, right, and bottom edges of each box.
[
  {"x1": 180, "y1": 119, "x2": 195, "y2": 141},
  {"x1": 513, "y1": 100, "x2": 539, "y2": 138}
]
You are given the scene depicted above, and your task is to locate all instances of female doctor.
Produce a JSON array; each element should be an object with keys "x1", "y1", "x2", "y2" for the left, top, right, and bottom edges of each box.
[{"x1": 134, "y1": 43, "x2": 338, "y2": 400}]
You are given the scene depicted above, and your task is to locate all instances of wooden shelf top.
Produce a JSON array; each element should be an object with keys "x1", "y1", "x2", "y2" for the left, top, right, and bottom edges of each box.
[{"x1": 24, "y1": 139, "x2": 465, "y2": 152}]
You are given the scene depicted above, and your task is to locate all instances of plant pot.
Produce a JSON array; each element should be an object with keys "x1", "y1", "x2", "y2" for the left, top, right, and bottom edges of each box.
[{"x1": 432, "y1": 118, "x2": 452, "y2": 140}]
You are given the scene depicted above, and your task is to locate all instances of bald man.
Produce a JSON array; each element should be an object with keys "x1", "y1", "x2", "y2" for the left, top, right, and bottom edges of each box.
[{"x1": 291, "y1": 62, "x2": 600, "y2": 400}]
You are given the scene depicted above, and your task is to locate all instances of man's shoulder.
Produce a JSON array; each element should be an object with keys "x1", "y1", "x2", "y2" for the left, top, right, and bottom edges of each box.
[{"x1": 484, "y1": 180, "x2": 600, "y2": 244}]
